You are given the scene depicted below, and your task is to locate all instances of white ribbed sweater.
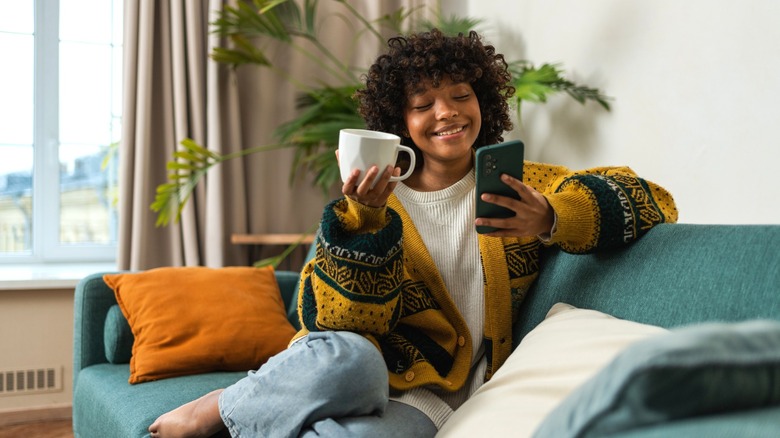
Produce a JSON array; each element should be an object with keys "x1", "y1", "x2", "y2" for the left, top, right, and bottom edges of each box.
[{"x1": 390, "y1": 170, "x2": 487, "y2": 429}]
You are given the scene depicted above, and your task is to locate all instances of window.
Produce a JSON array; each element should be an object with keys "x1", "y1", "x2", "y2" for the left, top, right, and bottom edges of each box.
[{"x1": 0, "y1": 0, "x2": 122, "y2": 263}]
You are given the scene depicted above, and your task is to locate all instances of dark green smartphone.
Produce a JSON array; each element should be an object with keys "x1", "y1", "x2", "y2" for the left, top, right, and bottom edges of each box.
[{"x1": 475, "y1": 140, "x2": 525, "y2": 234}]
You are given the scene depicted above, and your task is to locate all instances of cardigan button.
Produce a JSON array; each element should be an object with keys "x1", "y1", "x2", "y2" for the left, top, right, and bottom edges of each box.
[
  {"x1": 405, "y1": 371, "x2": 415, "y2": 382},
  {"x1": 457, "y1": 336, "x2": 466, "y2": 347}
]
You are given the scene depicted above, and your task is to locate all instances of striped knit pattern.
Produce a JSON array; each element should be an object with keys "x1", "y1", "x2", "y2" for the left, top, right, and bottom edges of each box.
[{"x1": 301, "y1": 200, "x2": 404, "y2": 335}]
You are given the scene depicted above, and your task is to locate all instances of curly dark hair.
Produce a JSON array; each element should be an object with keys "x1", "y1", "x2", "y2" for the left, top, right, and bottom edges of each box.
[{"x1": 356, "y1": 29, "x2": 515, "y2": 153}]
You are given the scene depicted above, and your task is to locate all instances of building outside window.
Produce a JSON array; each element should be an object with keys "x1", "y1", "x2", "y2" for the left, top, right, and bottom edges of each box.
[{"x1": 0, "y1": 0, "x2": 121, "y2": 264}]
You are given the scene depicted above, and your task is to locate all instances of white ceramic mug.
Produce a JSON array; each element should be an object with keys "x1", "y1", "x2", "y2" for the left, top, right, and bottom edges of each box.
[{"x1": 338, "y1": 129, "x2": 416, "y2": 187}]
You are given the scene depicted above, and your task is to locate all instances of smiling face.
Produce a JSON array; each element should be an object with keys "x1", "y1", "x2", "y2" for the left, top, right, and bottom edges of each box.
[
  {"x1": 356, "y1": 30, "x2": 515, "y2": 190},
  {"x1": 403, "y1": 76, "x2": 482, "y2": 176}
]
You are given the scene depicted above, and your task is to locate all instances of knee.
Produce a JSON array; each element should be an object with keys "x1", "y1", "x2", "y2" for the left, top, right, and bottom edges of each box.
[{"x1": 301, "y1": 331, "x2": 388, "y2": 393}]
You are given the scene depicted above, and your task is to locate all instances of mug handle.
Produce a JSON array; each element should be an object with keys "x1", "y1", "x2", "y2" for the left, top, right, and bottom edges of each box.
[{"x1": 389, "y1": 145, "x2": 416, "y2": 182}]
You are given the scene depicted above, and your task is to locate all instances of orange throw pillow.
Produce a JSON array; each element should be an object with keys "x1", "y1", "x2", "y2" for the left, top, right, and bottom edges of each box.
[{"x1": 104, "y1": 266, "x2": 296, "y2": 384}]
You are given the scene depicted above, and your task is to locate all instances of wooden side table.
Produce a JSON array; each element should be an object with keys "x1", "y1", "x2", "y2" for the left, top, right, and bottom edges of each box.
[
  {"x1": 231, "y1": 233, "x2": 315, "y2": 271},
  {"x1": 230, "y1": 233, "x2": 315, "y2": 246}
]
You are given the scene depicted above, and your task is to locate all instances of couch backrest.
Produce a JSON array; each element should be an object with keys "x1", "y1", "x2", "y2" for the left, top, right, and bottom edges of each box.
[
  {"x1": 513, "y1": 223, "x2": 780, "y2": 347},
  {"x1": 280, "y1": 240, "x2": 319, "y2": 329}
]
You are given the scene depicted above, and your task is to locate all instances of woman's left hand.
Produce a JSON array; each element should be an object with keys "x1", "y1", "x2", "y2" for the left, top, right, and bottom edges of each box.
[
  {"x1": 475, "y1": 174, "x2": 555, "y2": 238},
  {"x1": 342, "y1": 165, "x2": 400, "y2": 208}
]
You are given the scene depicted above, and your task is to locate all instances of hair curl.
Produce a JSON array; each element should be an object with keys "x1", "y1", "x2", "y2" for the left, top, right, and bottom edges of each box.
[{"x1": 356, "y1": 29, "x2": 514, "y2": 152}]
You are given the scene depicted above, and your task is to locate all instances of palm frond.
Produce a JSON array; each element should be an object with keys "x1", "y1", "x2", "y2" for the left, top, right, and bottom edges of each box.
[
  {"x1": 420, "y1": 13, "x2": 483, "y2": 35},
  {"x1": 100, "y1": 141, "x2": 119, "y2": 171},
  {"x1": 213, "y1": 0, "x2": 294, "y2": 40},
  {"x1": 252, "y1": 222, "x2": 319, "y2": 268},
  {"x1": 509, "y1": 61, "x2": 612, "y2": 121},
  {"x1": 301, "y1": 0, "x2": 318, "y2": 36},
  {"x1": 151, "y1": 138, "x2": 289, "y2": 226},
  {"x1": 274, "y1": 85, "x2": 364, "y2": 194},
  {"x1": 374, "y1": 6, "x2": 419, "y2": 34},
  {"x1": 210, "y1": 0, "x2": 301, "y2": 68},
  {"x1": 150, "y1": 138, "x2": 221, "y2": 226}
]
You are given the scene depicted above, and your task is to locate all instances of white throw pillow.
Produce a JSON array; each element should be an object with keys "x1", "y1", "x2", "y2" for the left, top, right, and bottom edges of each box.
[{"x1": 436, "y1": 302, "x2": 667, "y2": 438}]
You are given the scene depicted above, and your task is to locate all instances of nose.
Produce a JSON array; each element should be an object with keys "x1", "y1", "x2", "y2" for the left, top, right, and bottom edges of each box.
[{"x1": 435, "y1": 101, "x2": 459, "y2": 120}]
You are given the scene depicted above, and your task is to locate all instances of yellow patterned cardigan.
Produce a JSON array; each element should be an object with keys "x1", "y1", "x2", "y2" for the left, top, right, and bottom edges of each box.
[{"x1": 295, "y1": 162, "x2": 678, "y2": 392}]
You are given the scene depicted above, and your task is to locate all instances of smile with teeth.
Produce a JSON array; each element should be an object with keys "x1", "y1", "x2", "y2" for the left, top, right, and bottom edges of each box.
[{"x1": 436, "y1": 126, "x2": 464, "y2": 136}]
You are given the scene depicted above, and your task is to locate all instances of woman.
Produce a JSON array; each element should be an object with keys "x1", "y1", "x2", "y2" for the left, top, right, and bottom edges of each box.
[{"x1": 150, "y1": 29, "x2": 677, "y2": 438}]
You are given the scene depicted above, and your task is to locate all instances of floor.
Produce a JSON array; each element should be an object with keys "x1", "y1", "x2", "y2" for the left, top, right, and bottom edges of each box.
[{"x1": 0, "y1": 419, "x2": 72, "y2": 438}]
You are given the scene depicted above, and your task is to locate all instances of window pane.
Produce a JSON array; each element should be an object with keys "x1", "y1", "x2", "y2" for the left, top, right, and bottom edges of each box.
[
  {"x1": 60, "y1": 0, "x2": 112, "y2": 43},
  {"x1": 57, "y1": 0, "x2": 121, "y2": 253},
  {"x1": 111, "y1": 44, "x2": 123, "y2": 128},
  {"x1": 60, "y1": 41, "x2": 112, "y2": 145},
  {"x1": 0, "y1": 3, "x2": 34, "y2": 256},
  {"x1": 0, "y1": 34, "x2": 34, "y2": 145},
  {"x1": 0, "y1": 145, "x2": 33, "y2": 254},
  {"x1": 59, "y1": 143, "x2": 117, "y2": 245},
  {"x1": 112, "y1": 0, "x2": 123, "y2": 45},
  {"x1": 0, "y1": 0, "x2": 33, "y2": 33}
]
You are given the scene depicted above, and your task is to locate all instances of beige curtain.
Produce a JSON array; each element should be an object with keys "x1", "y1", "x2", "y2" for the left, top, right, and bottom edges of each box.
[{"x1": 118, "y1": 0, "x2": 432, "y2": 271}]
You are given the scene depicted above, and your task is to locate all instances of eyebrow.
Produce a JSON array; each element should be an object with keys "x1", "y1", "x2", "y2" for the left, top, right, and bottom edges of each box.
[
  {"x1": 406, "y1": 79, "x2": 468, "y2": 99},
  {"x1": 408, "y1": 85, "x2": 428, "y2": 97}
]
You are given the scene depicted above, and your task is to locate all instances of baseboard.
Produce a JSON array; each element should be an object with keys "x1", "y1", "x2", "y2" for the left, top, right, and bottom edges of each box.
[{"x1": 0, "y1": 404, "x2": 71, "y2": 427}]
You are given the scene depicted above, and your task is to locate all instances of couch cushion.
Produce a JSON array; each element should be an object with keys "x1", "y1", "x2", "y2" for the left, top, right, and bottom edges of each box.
[
  {"x1": 72, "y1": 363, "x2": 246, "y2": 438},
  {"x1": 437, "y1": 303, "x2": 666, "y2": 438},
  {"x1": 104, "y1": 266, "x2": 296, "y2": 384},
  {"x1": 104, "y1": 304, "x2": 133, "y2": 364},
  {"x1": 534, "y1": 319, "x2": 780, "y2": 437}
]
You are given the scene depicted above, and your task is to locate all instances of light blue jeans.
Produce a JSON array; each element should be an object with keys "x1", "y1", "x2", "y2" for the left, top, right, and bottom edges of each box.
[{"x1": 218, "y1": 331, "x2": 437, "y2": 438}]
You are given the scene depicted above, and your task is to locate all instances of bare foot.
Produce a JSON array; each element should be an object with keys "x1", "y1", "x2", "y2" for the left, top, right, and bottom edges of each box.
[{"x1": 148, "y1": 389, "x2": 227, "y2": 438}]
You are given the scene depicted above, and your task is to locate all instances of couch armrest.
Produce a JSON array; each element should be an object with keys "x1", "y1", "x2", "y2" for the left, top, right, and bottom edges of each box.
[{"x1": 73, "y1": 271, "x2": 125, "y2": 385}]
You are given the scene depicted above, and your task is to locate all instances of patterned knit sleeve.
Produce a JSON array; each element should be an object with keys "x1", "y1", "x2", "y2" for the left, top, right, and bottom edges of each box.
[
  {"x1": 297, "y1": 197, "x2": 405, "y2": 336},
  {"x1": 525, "y1": 162, "x2": 678, "y2": 253}
]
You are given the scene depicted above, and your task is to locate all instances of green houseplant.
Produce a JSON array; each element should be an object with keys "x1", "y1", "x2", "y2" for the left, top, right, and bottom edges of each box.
[{"x1": 151, "y1": 0, "x2": 610, "y2": 265}]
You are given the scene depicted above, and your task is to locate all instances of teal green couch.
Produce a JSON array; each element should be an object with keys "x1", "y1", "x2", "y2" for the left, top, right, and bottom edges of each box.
[{"x1": 72, "y1": 224, "x2": 780, "y2": 437}]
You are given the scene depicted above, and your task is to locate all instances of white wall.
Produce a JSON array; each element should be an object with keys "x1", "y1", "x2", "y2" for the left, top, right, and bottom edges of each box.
[{"x1": 445, "y1": 0, "x2": 780, "y2": 224}]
